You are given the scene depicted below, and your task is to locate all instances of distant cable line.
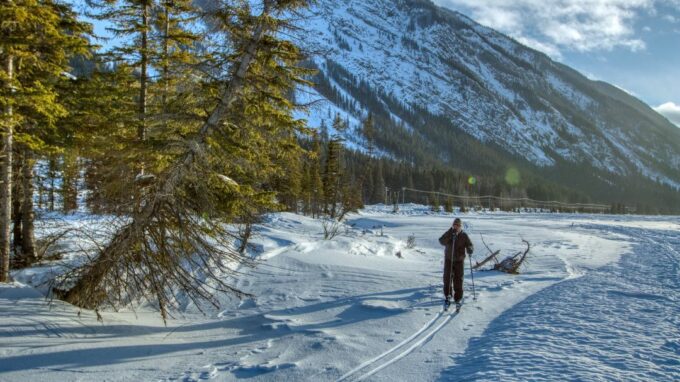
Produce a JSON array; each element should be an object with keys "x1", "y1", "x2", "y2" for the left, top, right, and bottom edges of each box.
[{"x1": 401, "y1": 187, "x2": 609, "y2": 212}]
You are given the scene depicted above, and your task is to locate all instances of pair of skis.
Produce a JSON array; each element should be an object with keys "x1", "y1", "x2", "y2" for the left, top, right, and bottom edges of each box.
[{"x1": 444, "y1": 298, "x2": 462, "y2": 313}]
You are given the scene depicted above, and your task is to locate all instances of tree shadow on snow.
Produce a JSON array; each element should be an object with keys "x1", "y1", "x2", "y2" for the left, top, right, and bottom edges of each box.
[{"x1": 0, "y1": 286, "x2": 438, "y2": 373}]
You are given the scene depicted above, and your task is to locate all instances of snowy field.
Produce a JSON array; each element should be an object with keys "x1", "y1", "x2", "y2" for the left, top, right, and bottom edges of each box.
[{"x1": 1, "y1": 205, "x2": 679, "y2": 381}]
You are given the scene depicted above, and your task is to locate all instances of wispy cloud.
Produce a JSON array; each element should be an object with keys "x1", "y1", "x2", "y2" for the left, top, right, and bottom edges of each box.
[
  {"x1": 654, "y1": 102, "x2": 680, "y2": 127},
  {"x1": 662, "y1": 14, "x2": 678, "y2": 23},
  {"x1": 434, "y1": 0, "x2": 676, "y2": 58},
  {"x1": 515, "y1": 36, "x2": 564, "y2": 60}
]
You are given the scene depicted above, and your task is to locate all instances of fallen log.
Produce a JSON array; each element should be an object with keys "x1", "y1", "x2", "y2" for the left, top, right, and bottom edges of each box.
[
  {"x1": 473, "y1": 249, "x2": 500, "y2": 270},
  {"x1": 493, "y1": 239, "x2": 531, "y2": 274}
]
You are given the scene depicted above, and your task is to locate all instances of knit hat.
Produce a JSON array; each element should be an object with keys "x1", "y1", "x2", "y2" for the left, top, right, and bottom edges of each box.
[{"x1": 452, "y1": 218, "x2": 462, "y2": 227}]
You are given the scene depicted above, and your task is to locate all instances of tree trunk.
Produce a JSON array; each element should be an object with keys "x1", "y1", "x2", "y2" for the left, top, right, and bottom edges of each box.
[
  {"x1": 1, "y1": 54, "x2": 14, "y2": 283},
  {"x1": 62, "y1": 153, "x2": 78, "y2": 213},
  {"x1": 21, "y1": 149, "x2": 36, "y2": 265},
  {"x1": 139, "y1": 1, "x2": 148, "y2": 144},
  {"x1": 37, "y1": 175, "x2": 44, "y2": 209},
  {"x1": 12, "y1": 147, "x2": 22, "y2": 257},
  {"x1": 48, "y1": 157, "x2": 56, "y2": 211},
  {"x1": 162, "y1": 2, "x2": 170, "y2": 130},
  {"x1": 133, "y1": 1, "x2": 150, "y2": 213}
]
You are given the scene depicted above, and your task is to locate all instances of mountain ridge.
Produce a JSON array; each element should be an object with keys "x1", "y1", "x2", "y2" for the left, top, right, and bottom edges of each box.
[{"x1": 293, "y1": 0, "x2": 680, "y2": 211}]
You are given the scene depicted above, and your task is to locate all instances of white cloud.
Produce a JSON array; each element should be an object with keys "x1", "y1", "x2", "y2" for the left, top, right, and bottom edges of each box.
[
  {"x1": 654, "y1": 102, "x2": 680, "y2": 127},
  {"x1": 434, "y1": 0, "x2": 668, "y2": 57},
  {"x1": 515, "y1": 36, "x2": 563, "y2": 60},
  {"x1": 662, "y1": 14, "x2": 677, "y2": 23}
]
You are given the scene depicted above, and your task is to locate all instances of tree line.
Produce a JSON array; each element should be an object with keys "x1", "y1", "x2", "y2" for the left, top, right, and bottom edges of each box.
[{"x1": 310, "y1": 58, "x2": 680, "y2": 215}]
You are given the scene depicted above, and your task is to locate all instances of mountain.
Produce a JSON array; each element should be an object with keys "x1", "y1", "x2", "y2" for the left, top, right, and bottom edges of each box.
[{"x1": 293, "y1": 0, "x2": 680, "y2": 212}]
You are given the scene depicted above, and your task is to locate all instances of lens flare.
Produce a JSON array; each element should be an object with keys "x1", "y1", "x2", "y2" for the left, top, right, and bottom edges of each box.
[{"x1": 505, "y1": 167, "x2": 520, "y2": 186}]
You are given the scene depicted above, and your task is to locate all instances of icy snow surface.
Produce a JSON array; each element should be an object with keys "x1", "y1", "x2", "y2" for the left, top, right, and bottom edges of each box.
[{"x1": 1, "y1": 205, "x2": 679, "y2": 381}]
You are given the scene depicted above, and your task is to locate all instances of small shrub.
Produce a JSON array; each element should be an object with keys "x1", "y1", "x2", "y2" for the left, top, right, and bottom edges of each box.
[
  {"x1": 444, "y1": 199, "x2": 453, "y2": 213},
  {"x1": 322, "y1": 219, "x2": 342, "y2": 240},
  {"x1": 406, "y1": 233, "x2": 416, "y2": 249}
]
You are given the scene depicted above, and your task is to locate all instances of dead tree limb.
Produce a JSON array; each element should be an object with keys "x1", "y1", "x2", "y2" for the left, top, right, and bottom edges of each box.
[
  {"x1": 493, "y1": 239, "x2": 531, "y2": 274},
  {"x1": 473, "y1": 234, "x2": 500, "y2": 270},
  {"x1": 472, "y1": 236, "x2": 532, "y2": 274},
  {"x1": 473, "y1": 249, "x2": 500, "y2": 270}
]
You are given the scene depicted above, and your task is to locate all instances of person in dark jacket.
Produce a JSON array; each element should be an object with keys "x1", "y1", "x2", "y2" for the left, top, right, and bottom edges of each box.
[{"x1": 439, "y1": 218, "x2": 474, "y2": 308}]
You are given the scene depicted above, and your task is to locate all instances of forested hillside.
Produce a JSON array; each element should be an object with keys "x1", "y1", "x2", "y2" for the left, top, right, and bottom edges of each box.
[{"x1": 296, "y1": 0, "x2": 680, "y2": 214}]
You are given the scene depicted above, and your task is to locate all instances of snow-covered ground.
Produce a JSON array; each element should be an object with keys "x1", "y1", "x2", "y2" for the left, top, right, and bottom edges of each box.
[{"x1": 1, "y1": 205, "x2": 678, "y2": 381}]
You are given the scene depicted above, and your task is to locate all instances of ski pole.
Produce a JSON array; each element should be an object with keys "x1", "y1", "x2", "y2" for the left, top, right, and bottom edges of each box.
[
  {"x1": 449, "y1": 246, "x2": 455, "y2": 300},
  {"x1": 468, "y1": 253, "x2": 477, "y2": 301},
  {"x1": 448, "y1": 231, "x2": 457, "y2": 302}
]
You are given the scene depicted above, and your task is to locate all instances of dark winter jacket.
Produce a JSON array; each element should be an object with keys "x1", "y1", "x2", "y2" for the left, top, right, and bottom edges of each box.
[{"x1": 439, "y1": 228, "x2": 473, "y2": 262}]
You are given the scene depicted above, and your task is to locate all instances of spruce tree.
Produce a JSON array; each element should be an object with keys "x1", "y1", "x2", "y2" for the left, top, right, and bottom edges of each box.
[
  {"x1": 11, "y1": 147, "x2": 22, "y2": 259},
  {"x1": 309, "y1": 134, "x2": 324, "y2": 217},
  {"x1": 323, "y1": 137, "x2": 342, "y2": 217},
  {"x1": 59, "y1": 0, "x2": 314, "y2": 320},
  {"x1": 0, "y1": 0, "x2": 90, "y2": 280},
  {"x1": 372, "y1": 160, "x2": 385, "y2": 203}
]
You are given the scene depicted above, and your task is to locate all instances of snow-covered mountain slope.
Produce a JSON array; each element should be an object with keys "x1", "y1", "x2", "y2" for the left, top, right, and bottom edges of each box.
[
  {"x1": 2, "y1": 207, "x2": 679, "y2": 381},
  {"x1": 296, "y1": 0, "x2": 680, "y2": 189}
]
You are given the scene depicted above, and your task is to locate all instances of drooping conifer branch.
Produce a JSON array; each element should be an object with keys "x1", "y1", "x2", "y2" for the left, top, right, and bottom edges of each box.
[{"x1": 58, "y1": 0, "x2": 311, "y2": 321}]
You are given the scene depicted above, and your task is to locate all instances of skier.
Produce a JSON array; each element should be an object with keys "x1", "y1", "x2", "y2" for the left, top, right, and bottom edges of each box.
[{"x1": 439, "y1": 218, "x2": 474, "y2": 311}]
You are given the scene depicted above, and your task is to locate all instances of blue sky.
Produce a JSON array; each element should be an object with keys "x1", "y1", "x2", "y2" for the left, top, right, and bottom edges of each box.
[
  {"x1": 434, "y1": 0, "x2": 680, "y2": 127},
  {"x1": 73, "y1": 0, "x2": 680, "y2": 127}
]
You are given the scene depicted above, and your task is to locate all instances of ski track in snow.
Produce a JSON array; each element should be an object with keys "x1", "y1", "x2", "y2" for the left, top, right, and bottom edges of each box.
[
  {"x1": 351, "y1": 309, "x2": 459, "y2": 382},
  {"x1": 336, "y1": 307, "x2": 456, "y2": 382}
]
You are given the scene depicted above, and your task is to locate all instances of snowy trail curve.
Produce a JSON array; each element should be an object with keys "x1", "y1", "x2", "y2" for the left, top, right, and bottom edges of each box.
[{"x1": 441, "y1": 225, "x2": 680, "y2": 382}]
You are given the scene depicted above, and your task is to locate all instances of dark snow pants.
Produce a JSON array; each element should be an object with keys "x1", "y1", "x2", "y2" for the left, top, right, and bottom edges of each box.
[{"x1": 443, "y1": 258, "x2": 464, "y2": 303}]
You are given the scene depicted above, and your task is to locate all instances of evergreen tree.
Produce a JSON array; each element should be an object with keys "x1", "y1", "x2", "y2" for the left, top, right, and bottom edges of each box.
[
  {"x1": 153, "y1": 0, "x2": 199, "y2": 129},
  {"x1": 300, "y1": 133, "x2": 325, "y2": 217},
  {"x1": 372, "y1": 160, "x2": 385, "y2": 203},
  {"x1": 0, "y1": 0, "x2": 90, "y2": 279},
  {"x1": 444, "y1": 197, "x2": 453, "y2": 213},
  {"x1": 87, "y1": 0, "x2": 152, "y2": 141},
  {"x1": 11, "y1": 148, "x2": 22, "y2": 258},
  {"x1": 363, "y1": 164, "x2": 374, "y2": 203},
  {"x1": 59, "y1": 63, "x2": 138, "y2": 213},
  {"x1": 62, "y1": 152, "x2": 79, "y2": 212},
  {"x1": 85, "y1": 0, "x2": 202, "y2": 214},
  {"x1": 362, "y1": 113, "x2": 375, "y2": 157},
  {"x1": 59, "y1": 0, "x2": 314, "y2": 320},
  {"x1": 323, "y1": 137, "x2": 342, "y2": 217},
  {"x1": 431, "y1": 194, "x2": 440, "y2": 212},
  {"x1": 309, "y1": 134, "x2": 324, "y2": 217}
]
